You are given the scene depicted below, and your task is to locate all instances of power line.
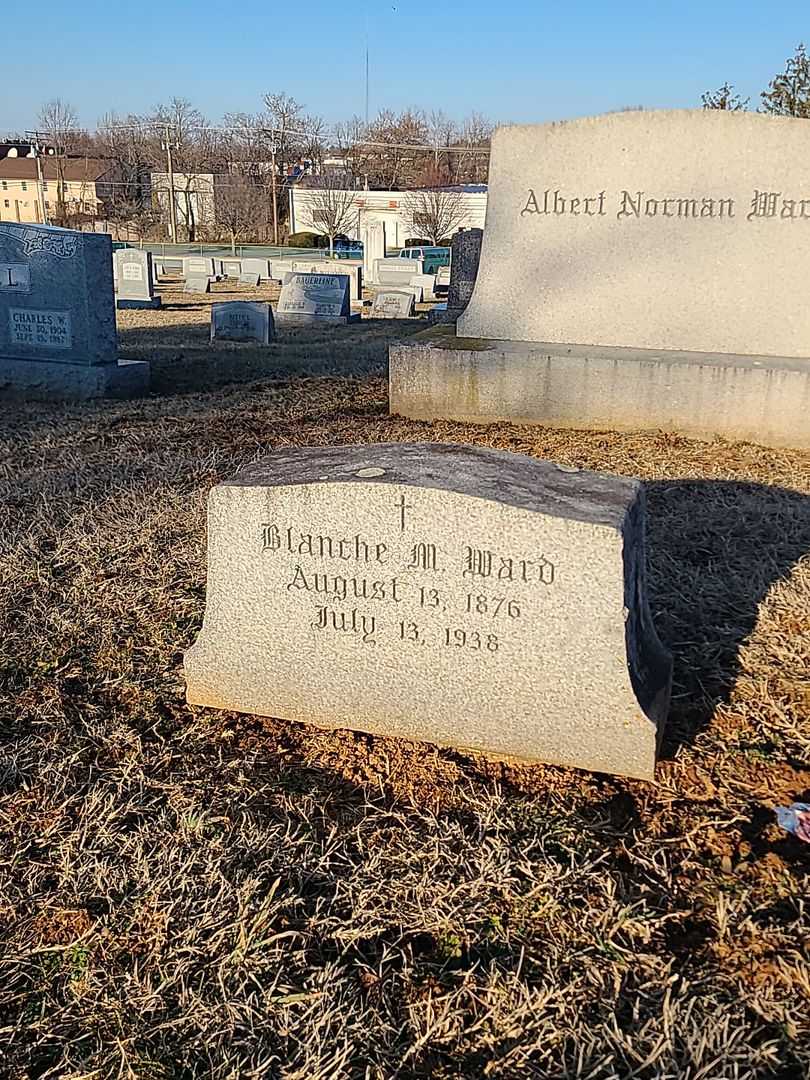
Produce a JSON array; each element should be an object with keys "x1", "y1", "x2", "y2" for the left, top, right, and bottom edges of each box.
[{"x1": 5, "y1": 121, "x2": 492, "y2": 156}]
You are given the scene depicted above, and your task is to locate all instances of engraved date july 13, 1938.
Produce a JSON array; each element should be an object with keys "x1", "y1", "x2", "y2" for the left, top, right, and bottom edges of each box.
[{"x1": 259, "y1": 496, "x2": 556, "y2": 654}]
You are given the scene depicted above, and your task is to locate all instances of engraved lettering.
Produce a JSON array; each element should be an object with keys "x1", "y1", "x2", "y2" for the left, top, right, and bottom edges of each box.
[
  {"x1": 408, "y1": 542, "x2": 438, "y2": 570},
  {"x1": 748, "y1": 190, "x2": 781, "y2": 221},
  {"x1": 464, "y1": 547, "x2": 493, "y2": 578},
  {"x1": 521, "y1": 189, "x2": 541, "y2": 216},
  {"x1": 617, "y1": 190, "x2": 641, "y2": 219},
  {"x1": 312, "y1": 606, "x2": 377, "y2": 644},
  {"x1": 261, "y1": 523, "x2": 281, "y2": 550}
]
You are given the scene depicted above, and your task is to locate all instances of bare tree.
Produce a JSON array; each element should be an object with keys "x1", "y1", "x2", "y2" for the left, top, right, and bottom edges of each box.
[
  {"x1": 453, "y1": 112, "x2": 493, "y2": 184},
  {"x1": 216, "y1": 174, "x2": 266, "y2": 253},
  {"x1": 761, "y1": 43, "x2": 810, "y2": 117},
  {"x1": 701, "y1": 83, "x2": 749, "y2": 110},
  {"x1": 302, "y1": 173, "x2": 357, "y2": 256},
  {"x1": 363, "y1": 108, "x2": 429, "y2": 188},
  {"x1": 38, "y1": 98, "x2": 79, "y2": 222},
  {"x1": 144, "y1": 99, "x2": 224, "y2": 240},
  {"x1": 335, "y1": 115, "x2": 372, "y2": 187},
  {"x1": 402, "y1": 184, "x2": 467, "y2": 245}
]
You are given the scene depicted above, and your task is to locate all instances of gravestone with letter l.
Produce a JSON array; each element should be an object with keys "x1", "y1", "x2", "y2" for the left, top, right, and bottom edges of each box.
[
  {"x1": 0, "y1": 222, "x2": 149, "y2": 400},
  {"x1": 210, "y1": 301, "x2": 274, "y2": 344},
  {"x1": 184, "y1": 442, "x2": 672, "y2": 780},
  {"x1": 114, "y1": 248, "x2": 161, "y2": 309}
]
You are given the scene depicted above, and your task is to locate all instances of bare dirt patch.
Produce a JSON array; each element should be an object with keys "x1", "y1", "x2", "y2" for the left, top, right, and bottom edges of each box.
[{"x1": 0, "y1": 314, "x2": 808, "y2": 1078}]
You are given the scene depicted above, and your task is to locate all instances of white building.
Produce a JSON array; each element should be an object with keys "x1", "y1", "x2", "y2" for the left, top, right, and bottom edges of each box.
[{"x1": 288, "y1": 185, "x2": 487, "y2": 250}]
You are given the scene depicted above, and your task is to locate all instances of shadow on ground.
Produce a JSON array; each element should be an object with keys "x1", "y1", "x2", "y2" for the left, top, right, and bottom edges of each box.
[
  {"x1": 117, "y1": 318, "x2": 424, "y2": 391},
  {"x1": 643, "y1": 477, "x2": 810, "y2": 759}
]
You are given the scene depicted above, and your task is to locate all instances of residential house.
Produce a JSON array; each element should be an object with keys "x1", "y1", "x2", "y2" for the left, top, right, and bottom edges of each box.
[{"x1": 0, "y1": 157, "x2": 115, "y2": 224}]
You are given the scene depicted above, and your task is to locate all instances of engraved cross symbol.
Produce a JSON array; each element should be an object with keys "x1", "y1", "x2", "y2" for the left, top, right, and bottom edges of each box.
[{"x1": 396, "y1": 494, "x2": 412, "y2": 532}]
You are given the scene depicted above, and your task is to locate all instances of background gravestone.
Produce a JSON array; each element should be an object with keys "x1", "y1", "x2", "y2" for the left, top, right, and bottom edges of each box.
[
  {"x1": 447, "y1": 229, "x2": 483, "y2": 313},
  {"x1": 185, "y1": 443, "x2": 672, "y2": 780},
  {"x1": 184, "y1": 275, "x2": 211, "y2": 294},
  {"x1": 222, "y1": 258, "x2": 242, "y2": 278},
  {"x1": 115, "y1": 248, "x2": 161, "y2": 309},
  {"x1": 211, "y1": 301, "x2": 274, "y2": 344},
  {"x1": 183, "y1": 256, "x2": 215, "y2": 280},
  {"x1": 370, "y1": 290, "x2": 416, "y2": 319},
  {"x1": 241, "y1": 257, "x2": 272, "y2": 281},
  {"x1": 238, "y1": 272, "x2": 261, "y2": 288},
  {"x1": 0, "y1": 222, "x2": 148, "y2": 400},
  {"x1": 291, "y1": 260, "x2": 363, "y2": 301},
  {"x1": 362, "y1": 219, "x2": 386, "y2": 285},
  {"x1": 276, "y1": 273, "x2": 357, "y2": 325}
]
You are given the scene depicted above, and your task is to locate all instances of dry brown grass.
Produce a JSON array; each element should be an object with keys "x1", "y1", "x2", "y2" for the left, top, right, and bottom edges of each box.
[{"x1": 0, "y1": 309, "x2": 809, "y2": 1078}]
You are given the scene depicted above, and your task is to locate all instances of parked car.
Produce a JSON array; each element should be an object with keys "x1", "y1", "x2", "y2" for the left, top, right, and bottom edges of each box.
[
  {"x1": 397, "y1": 245, "x2": 450, "y2": 275},
  {"x1": 332, "y1": 235, "x2": 363, "y2": 258}
]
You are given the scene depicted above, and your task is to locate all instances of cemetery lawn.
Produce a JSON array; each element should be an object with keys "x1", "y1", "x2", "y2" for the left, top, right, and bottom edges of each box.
[{"x1": 1, "y1": 302, "x2": 809, "y2": 1078}]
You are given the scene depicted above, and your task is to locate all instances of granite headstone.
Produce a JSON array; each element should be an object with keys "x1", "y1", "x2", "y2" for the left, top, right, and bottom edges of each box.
[
  {"x1": 0, "y1": 223, "x2": 148, "y2": 400},
  {"x1": 370, "y1": 290, "x2": 416, "y2": 319},
  {"x1": 210, "y1": 301, "x2": 274, "y2": 344},
  {"x1": 276, "y1": 272, "x2": 357, "y2": 325},
  {"x1": 114, "y1": 248, "x2": 161, "y2": 310},
  {"x1": 184, "y1": 443, "x2": 672, "y2": 780}
]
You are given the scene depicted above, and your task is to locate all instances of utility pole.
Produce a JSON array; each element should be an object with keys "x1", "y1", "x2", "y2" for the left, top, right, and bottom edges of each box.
[
  {"x1": 161, "y1": 125, "x2": 179, "y2": 244},
  {"x1": 270, "y1": 139, "x2": 279, "y2": 246},
  {"x1": 25, "y1": 131, "x2": 49, "y2": 226}
]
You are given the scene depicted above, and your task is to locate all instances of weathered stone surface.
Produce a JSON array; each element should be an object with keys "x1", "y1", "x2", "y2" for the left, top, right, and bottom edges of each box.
[
  {"x1": 461, "y1": 111, "x2": 810, "y2": 357},
  {"x1": 185, "y1": 443, "x2": 672, "y2": 779},
  {"x1": 239, "y1": 272, "x2": 261, "y2": 288},
  {"x1": 276, "y1": 272, "x2": 357, "y2": 324},
  {"x1": 183, "y1": 256, "x2": 215, "y2": 279},
  {"x1": 0, "y1": 223, "x2": 117, "y2": 367},
  {"x1": 222, "y1": 258, "x2": 243, "y2": 277},
  {"x1": 211, "y1": 301, "x2": 274, "y2": 343},
  {"x1": 114, "y1": 248, "x2": 161, "y2": 309},
  {"x1": 370, "y1": 290, "x2": 416, "y2": 319},
  {"x1": 241, "y1": 257, "x2": 272, "y2": 281},
  {"x1": 447, "y1": 228, "x2": 483, "y2": 312},
  {"x1": 362, "y1": 219, "x2": 386, "y2": 284},
  {"x1": 409, "y1": 272, "x2": 436, "y2": 300},
  {"x1": 375, "y1": 257, "x2": 422, "y2": 286},
  {"x1": 0, "y1": 355, "x2": 149, "y2": 400},
  {"x1": 291, "y1": 260, "x2": 363, "y2": 300},
  {"x1": 184, "y1": 275, "x2": 211, "y2": 294},
  {"x1": 390, "y1": 328, "x2": 810, "y2": 449}
]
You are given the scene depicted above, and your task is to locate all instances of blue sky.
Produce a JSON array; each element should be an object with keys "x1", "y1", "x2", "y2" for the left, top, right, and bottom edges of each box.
[{"x1": 3, "y1": 0, "x2": 808, "y2": 132}]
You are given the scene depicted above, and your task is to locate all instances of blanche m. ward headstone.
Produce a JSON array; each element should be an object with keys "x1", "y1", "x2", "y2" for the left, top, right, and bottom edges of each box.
[
  {"x1": 0, "y1": 222, "x2": 148, "y2": 400},
  {"x1": 184, "y1": 443, "x2": 672, "y2": 780}
]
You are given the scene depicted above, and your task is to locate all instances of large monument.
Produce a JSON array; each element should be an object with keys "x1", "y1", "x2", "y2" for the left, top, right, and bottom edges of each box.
[{"x1": 390, "y1": 111, "x2": 810, "y2": 449}]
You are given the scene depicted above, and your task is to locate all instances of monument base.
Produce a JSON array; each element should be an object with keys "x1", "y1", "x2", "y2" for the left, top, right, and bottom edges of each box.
[
  {"x1": 116, "y1": 297, "x2": 162, "y2": 310},
  {"x1": 390, "y1": 325, "x2": 810, "y2": 450},
  {"x1": 275, "y1": 313, "x2": 360, "y2": 326},
  {"x1": 0, "y1": 358, "x2": 150, "y2": 402}
]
